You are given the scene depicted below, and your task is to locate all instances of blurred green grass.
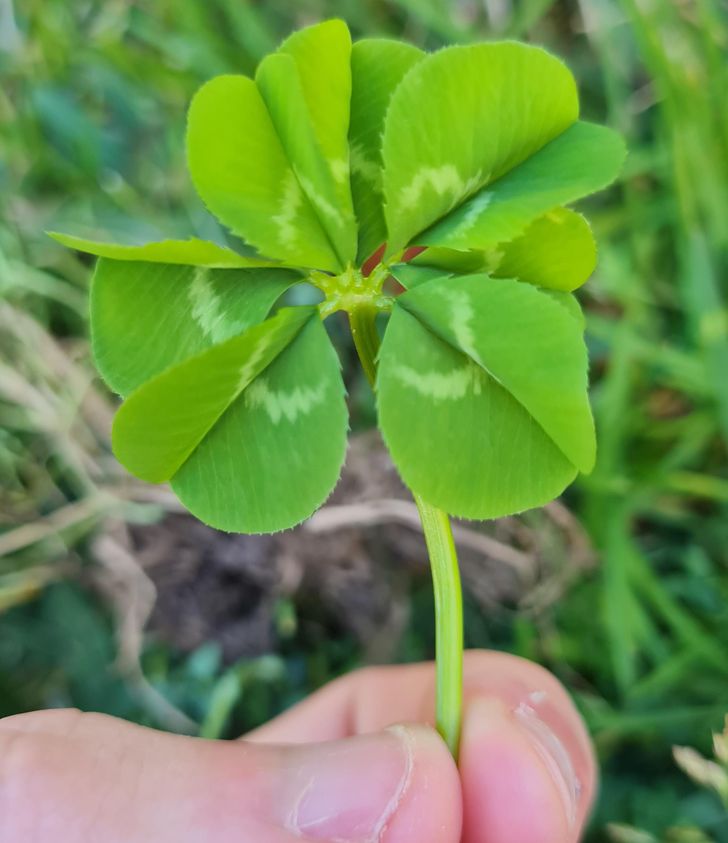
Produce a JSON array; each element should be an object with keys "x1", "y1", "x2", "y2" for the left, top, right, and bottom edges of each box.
[{"x1": 1, "y1": 1, "x2": 728, "y2": 839}]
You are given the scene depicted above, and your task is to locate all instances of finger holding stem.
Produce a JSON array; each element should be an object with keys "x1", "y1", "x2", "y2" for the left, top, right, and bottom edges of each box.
[{"x1": 347, "y1": 304, "x2": 464, "y2": 759}]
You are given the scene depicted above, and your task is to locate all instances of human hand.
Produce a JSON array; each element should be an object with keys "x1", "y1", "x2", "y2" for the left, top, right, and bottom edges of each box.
[{"x1": 0, "y1": 651, "x2": 595, "y2": 842}]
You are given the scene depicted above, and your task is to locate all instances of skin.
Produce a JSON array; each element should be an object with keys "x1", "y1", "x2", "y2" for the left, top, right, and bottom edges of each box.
[{"x1": 0, "y1": 650, "x2": 596, "y2": 843}]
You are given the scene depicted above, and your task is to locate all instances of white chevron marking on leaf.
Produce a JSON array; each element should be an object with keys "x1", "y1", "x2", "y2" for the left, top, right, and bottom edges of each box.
[
  {"x1": 399, "y1": 166, "x2": 484, "y2": 213},
  {"x1": 454, "y1": 190, "x2": 494, "y2": 237},
  {"x1": 392, "y1": 361, "x2": 484, "y2": 400},
  {"x1": 330, "y1": 158, "x2": 350, "y2": 184},
  {"x1": 189, "y1": 268, "x2": 244, "y2": 344},
  {"x1": 298, "y1": 174, "x2": 346, "y2": 228},
  {"x1": 349, "y1": 142, "x2": 381, "y2": 187},
  {"x1": 445, "y1": 289, "x2": 483, "y2": 366},
  {"x1": 245, "y1": 377, "x2": 328, "y2": 423},
  {"x1": 236, "y1": 337, "x2": 274, "y2": 392},
  {"x1": 274, "y1": 172, "x2": 304, "y2": 248}
]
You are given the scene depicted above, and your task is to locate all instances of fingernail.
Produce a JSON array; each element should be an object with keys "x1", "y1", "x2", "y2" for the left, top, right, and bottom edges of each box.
[
  {"x1": 514, "y1": 694, "x2": 581, "y2": 828},
  {"x1": 282, "y1": 726, "x2": 414, "y2": 841}
]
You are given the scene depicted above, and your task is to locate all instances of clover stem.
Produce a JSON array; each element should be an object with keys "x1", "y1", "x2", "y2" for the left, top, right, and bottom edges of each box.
[
  {"x1": 348, "y1": 305, "x2": 464, "y2": 759},
  {"x1": 412, "y1": 492, "x2": 463, "y2": 757},
  {"x1": 348, "y1": 304, "x2": 380, "y2": 389}
]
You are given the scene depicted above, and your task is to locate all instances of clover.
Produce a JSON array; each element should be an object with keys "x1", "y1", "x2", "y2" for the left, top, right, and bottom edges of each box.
[{"x1": 52, "y1": 19, "x2": 625, "y2": 756}]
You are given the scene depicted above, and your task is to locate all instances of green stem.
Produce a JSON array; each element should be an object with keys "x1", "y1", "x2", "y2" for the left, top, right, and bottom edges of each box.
[
  {"x1": 413, "y1": 492, "x2": 463, "y2": 757},
  {"x1": 348, "y1": 305, "x2": 464, "y2": 758},
  {"x1": 348, "y1": 304, "x2": 381, "y2": 389}
]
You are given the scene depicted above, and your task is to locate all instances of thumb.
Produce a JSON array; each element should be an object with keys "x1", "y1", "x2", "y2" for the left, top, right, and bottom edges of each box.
[
  {"x1": 0, "y1": 710, "x2": 461, "y2": 843},
  {"x1": 246, "y1": 724, "x2": 461, "y2": 842}
]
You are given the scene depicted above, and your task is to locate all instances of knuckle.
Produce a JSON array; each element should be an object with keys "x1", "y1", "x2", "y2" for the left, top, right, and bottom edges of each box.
[
  {"x1": 362, "y1": 662, "x2": 408, "y2": 682},
  {"x1": 350, "y1": 663, "x2": 397, "y2": 691},
  {"x1": 350, "y1": 664, "x2": 378, "y2": 684}
]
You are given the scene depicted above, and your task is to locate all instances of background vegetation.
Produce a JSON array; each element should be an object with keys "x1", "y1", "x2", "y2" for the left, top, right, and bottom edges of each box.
[{"x1": 1, "y1": 1, "x2": 727, "y2": 840}]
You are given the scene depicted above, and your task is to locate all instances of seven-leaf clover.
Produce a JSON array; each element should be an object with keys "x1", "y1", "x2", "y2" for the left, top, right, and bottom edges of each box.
[{"x1": 52, "y1": 19, "x2": 625, "y2": 535}]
